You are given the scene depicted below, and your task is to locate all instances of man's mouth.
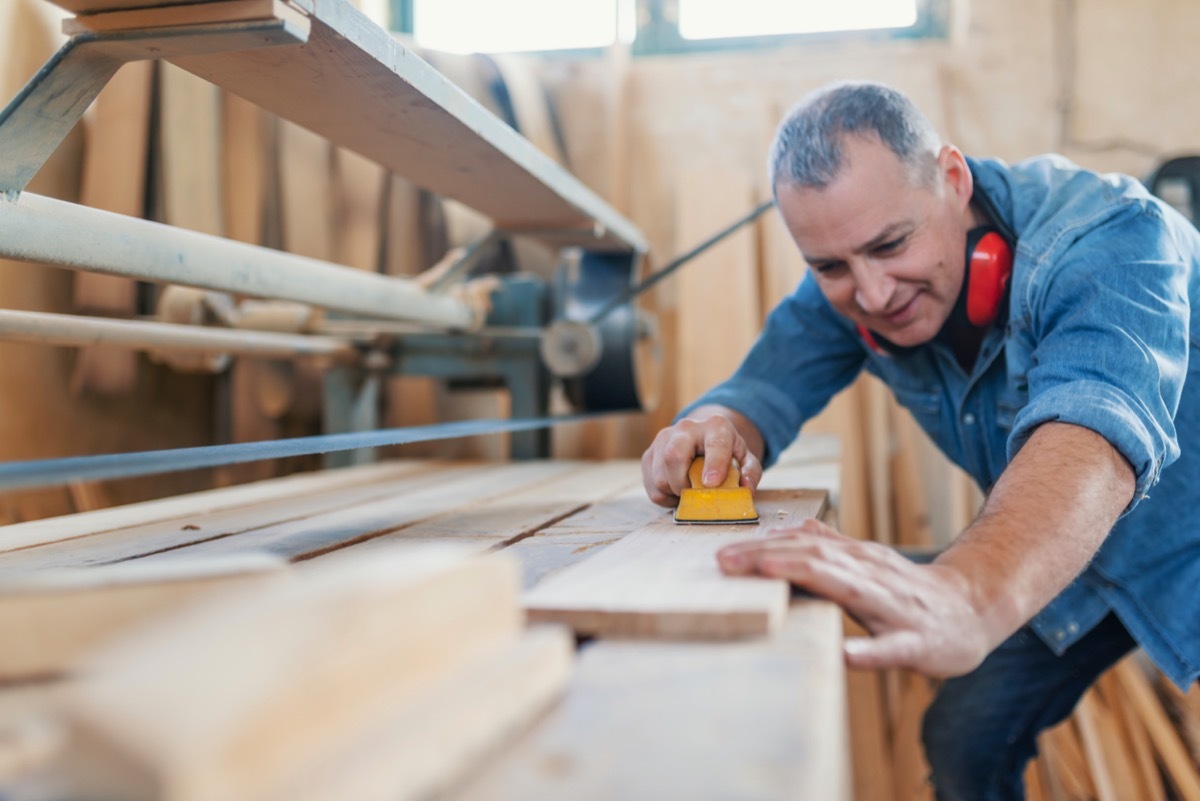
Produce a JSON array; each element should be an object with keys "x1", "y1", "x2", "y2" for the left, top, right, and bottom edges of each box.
[{"x1": 880, "y1": 293, "x2": 920, "y2": 326}]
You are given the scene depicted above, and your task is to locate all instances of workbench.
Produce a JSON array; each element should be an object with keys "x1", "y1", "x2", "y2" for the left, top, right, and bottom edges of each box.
[{"x1": 0, "y1": 436, "x2": 847, "y2": 800}]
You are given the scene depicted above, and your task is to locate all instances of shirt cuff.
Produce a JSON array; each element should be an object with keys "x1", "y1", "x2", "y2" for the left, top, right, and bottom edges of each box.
[{"x1": 1008, "y1": 380, "x2": 1171, "y2": 514}]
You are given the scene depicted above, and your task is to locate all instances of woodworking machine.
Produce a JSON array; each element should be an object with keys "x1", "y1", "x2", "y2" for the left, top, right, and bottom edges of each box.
[{"x1": 0, "y1": 0, "x2": 659, "y2": 464}]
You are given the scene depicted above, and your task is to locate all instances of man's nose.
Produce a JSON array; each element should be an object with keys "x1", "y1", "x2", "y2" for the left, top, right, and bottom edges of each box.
[{"x1": 852, "y1": 266, "x2": 897, "y2": 315}]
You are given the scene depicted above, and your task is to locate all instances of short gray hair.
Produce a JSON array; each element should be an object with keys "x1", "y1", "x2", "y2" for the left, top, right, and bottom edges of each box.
[{"x1": 769, "y1": 81, "x2": 942, "y2": 195}]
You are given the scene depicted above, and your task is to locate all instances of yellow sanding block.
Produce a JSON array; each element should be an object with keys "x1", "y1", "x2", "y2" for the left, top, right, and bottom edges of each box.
[{"x1": 674, "y1": 456, "x2": 759, "y2": 525}]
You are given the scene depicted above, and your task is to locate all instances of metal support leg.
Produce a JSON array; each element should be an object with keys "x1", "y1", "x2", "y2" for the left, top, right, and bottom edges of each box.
[{"x1": 322, "y1": 366, "x2": 380, "y2": 468}]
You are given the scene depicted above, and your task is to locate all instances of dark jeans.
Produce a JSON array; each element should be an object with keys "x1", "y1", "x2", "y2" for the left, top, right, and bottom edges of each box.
[{"x1": 921, "y1": 613, "x2": 1138, "y2": 800}]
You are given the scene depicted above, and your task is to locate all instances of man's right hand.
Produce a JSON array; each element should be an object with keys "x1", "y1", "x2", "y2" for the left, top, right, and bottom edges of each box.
[{"x1": 640, "y1": 406, "x2": 765, "y2": 508}]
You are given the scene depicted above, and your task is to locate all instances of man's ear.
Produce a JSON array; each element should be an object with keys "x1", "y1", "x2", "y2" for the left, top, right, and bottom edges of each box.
[{"x1": 937, "y1": 144, "x2": 973, "y2": 209}]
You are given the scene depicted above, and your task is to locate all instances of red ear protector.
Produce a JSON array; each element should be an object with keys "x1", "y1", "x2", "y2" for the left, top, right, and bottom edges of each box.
[{"x1": 963, "y1": 227, "x2": 1014, "y2": 327}]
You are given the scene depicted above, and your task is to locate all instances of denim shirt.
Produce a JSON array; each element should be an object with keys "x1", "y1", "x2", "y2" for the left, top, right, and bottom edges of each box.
[{"x1": 684, "y1": 155, "x2": 1200, "y2": 689}]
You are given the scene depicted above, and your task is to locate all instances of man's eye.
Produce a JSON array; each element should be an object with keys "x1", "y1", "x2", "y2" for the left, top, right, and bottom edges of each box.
[
  {"x1": 814, "y1": 262, "x2": 846, "y2": 275},
  {"x1": 875, "y1": 236, "x2": 906, "y2": 254}
]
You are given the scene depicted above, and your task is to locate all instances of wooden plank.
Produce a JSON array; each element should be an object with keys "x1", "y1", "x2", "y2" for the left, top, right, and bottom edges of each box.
[
  {"x1": 1043, "y1": 721, "x2": 1096, "y2": 800},
  {"x1": 51, "y1": 0, "x2": 312, "y2": 15},
  {"x1": 276, "y1": 626, "x2": 573, "y2": 801},
  {"x1": 359, "y1": 460, "x2": 641, "y2": 553},
  {"x1": 72, "y1": 61, "x2": 151, "y2": 307},
  {"x1": 159, "y1": 0, "x2": 645, "y2": 251},
  {"x1": 523, "y1": 489, "x2": 828, "y2": 640},
  {"x1": 279, "y1": 120, "x2": 334, "y2": 261},
  {"x1": 63, "y1": 0, "x2": 305, "y2": 33},
  {"x1": 59, "y1": 545, "x2": 523, "y2": 801},
  {"x1": 506, "y1": 484, "x2": 654, "y2": 590},
  {"x1": 891, "y1": 671, "x2": 935, "y2": 801},
  {"x1": 1075, "y1": 690, "x2": 1119, "y2": 801},
  {"x1": 1105, "y1": 669, "x2": 1167, "y2": 801},
  {"x1": 674, "y1": 167, "x2": 760, "y2": 402},
  {"x1": 159, "y1": 62, "x2": 223, "y2": 238},
  {"x1": 844, "y1": 616, "x2": 897, "y2": 801},
  {"x1": 1113, "y1": 658, "x2": 1200, "y2": 801},
  {"x1": 70, "y1": 60, "x2": 153, "y2": 396},
  {"x1": 0, "y1": 462, "x2": 444, "y2": 574},
  {"x1": 333, "y1": 147, "x2": 386, "y2": 272},
  {"x1": 145, "y1": 461, "x2": 584, "y2": 562},
  {"x1": 0, "y1": 554, "x2": 285, "y2": 681},
  {"x1": 0, "y1": 460, "x2": 427, "y2": 554},
  {"x1": 450, "y1": 600, "x2": 847, "y2": 801}
]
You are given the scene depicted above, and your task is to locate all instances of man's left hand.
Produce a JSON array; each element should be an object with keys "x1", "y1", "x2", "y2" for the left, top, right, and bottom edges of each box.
[{"x1": 717, "y1": 519, "x2": 992, "y2": 677}]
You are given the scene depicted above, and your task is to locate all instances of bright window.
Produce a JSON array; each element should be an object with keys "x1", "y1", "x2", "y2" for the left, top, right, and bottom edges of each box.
[
  {"x1": 412, "y1": 0, "x2": 633, "y2": 53},
  {"x1": 679, "y1": 0, "x2": 919, "y2": 40}
]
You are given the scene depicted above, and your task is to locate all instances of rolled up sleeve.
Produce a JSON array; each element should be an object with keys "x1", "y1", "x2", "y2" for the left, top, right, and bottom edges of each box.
[{"x1": 1009, "y1": 203, "x2": 1189, "y2": 511}]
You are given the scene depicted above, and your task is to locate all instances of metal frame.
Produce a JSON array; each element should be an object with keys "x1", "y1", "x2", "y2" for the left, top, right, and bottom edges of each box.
[{"x1": 0, "y1": 0, "x2": 649, "y2": 464}]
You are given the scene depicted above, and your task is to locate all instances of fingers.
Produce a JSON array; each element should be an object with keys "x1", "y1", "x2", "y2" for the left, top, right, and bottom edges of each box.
[
  {"x1": 716, "y1": 519, "x2": 843, "y2": 572},
  {"x1": 844, "y1": 631, "x2": 924, "y2": 671},
  {"x1": 699, "y1": 427, "x2": 734, "y2": 488},
  {"x1": 641, "y1": 415, "x2": 752, "y2": 504}
]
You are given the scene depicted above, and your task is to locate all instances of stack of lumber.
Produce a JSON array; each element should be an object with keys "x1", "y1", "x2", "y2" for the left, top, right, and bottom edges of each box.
[
  {"x1": 0, "y1": 440, "x2": 850, "y2": 800},
  {"x1": 0, "y1": 543, "x2": 573, "y2": 801}
]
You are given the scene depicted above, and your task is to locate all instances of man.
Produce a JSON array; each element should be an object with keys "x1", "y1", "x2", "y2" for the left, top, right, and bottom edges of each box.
[{"x1": 641, "y1": 81, "x2": 1200, "y2": 799}]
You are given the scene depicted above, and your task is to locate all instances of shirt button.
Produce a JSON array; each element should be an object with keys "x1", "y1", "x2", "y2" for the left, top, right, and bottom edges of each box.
[
  {"x1": 1054, "y1": 630, "x2": 1066, "y2": 641},
  {"x1": 963, "y1": 413, "x2": 977, "y2": 425},
  {"x1": 1067, "y1": 622, "x2": 1079, "y2": 634}
]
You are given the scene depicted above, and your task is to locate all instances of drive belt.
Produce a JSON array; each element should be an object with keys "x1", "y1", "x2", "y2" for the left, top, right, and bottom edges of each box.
[{"x1": 0, "y1": 413, "x2": 609, "y2": 492}]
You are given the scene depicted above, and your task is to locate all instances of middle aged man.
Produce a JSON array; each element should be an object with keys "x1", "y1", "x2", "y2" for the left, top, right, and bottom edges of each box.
[{"x1": 640, "y1": 81, "x2": 1200, "y2": 799}]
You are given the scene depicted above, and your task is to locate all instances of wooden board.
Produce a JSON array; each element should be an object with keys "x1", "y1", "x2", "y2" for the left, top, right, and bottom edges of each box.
[
  {"x1": 0, "y1": 460, "x2": 428, "y2": 554},
  {"x1": 0, "y1": 462, "x2": 446, "y2": 574},
  {"x1": 523, "y1": 488, "x2": 828, "y2": 639},
  {"x1": 63, "y1": 0, "x2": 305, "y2": 33},
  {"x1": 61, "y1": 545, "x2": 523, "y2": 801},
  {"x1": 72, "y1": 60, "x2": 151, "y2": 313},
  {"x1": 276, "y1": 625, "x2": 572, "y2": 801},
  {"x1": 136, "y1": 461, "x2": 584, "y2": 562},
  {"x1": 357, "y1": 460, "x2": 641, "y2": 554},
  {"x1": 0, "y1": 554, "x2": 284, "y2": 680},
  {"x1": 70, "y1": 58, "x2": 153, "y2": 397},
  {"x1": 506, "y1": 484, "x2": 655, "y2": 590},
  {"x1": 156, "y1": 0, "x2": 644, "y2": 250},
  {"x1": 451, "y1": 601, "x2": 847, "y2": 801},
  {"x1": 674, "y1": 167, "x2": 761, "y2": 402}
]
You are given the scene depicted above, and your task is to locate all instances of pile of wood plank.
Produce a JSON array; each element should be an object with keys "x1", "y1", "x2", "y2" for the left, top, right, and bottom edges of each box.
[
  {"x1": 0, "y1": 544, "x2": 573, "y2": 801},
  {"x1": 0, "y1": 444, "x2": 850, "y2": 800}
]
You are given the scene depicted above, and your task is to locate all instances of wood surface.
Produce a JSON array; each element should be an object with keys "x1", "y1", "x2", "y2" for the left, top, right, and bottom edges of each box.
[
  {"x1": 0, "y1": 554, "x2": 284, "y2": 680},
  {"x1": 50, "y1": 0, "x2": 312, "y2": 14},
  {"x1": 451, "y1": 600, "x2": 847, "y2": 801},
  {"x1": 63, "y1": 545, "x2": 523, "y2": 801},
  {"x1": 674, "y1": 167, "x2": 761, "y2": 403},
  {"x1": 63, "y1": 0, "x2": 305, "y2": 33},
  {"x1": 275, "y1": 626, "x2": 572, "y2": 801},
  {"x1": 150, "y1": 460, "x2": 572, "y2": 562},
  {"x1": 0, "y1": 461, "x2": 458, "y2": 575},
  {"x1": 70, "y1": 59, "x2": 153, "y2": 396},
  {"x1": 354, "y1": 460, "x2": 641, "y2": 553},
  {"x1": 0, "y1": 448, "x2": 848, "y2": 800},
  {"x1": 0, "y1": 459, "x2": 426, "y2": 554},
  {"x1": 523, "y1": 488, "x2": 827, "y2": 639}
]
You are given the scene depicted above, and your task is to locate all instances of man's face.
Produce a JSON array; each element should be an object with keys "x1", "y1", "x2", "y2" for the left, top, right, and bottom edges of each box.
[{"x1": 776, "y1": 135, "x2": 974, "y2": 348}]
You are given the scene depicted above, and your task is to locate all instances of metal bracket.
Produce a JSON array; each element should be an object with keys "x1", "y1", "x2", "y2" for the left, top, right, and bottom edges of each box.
[{"x1": 0, "y1": 17, "x2": 309, "y2": 193}]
